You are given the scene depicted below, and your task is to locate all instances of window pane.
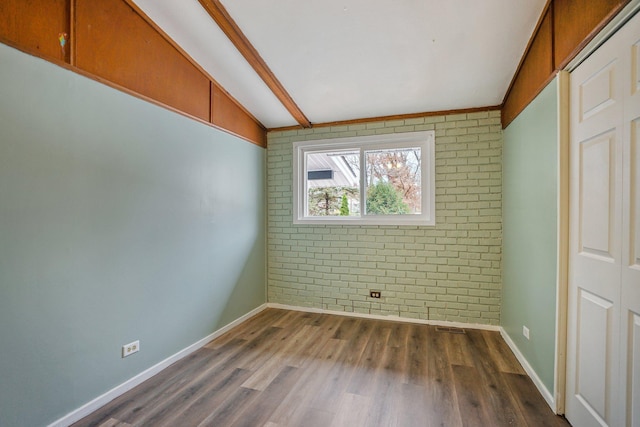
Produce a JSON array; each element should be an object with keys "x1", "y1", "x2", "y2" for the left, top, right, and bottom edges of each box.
[
  {"x1": 364, "y1": 147, "x2": 421, "y2": 215},
  {"x1": 294, "y1": 131, "x2": 434, "y2": 225},
  {"x1": 306, "y1": 150, "x2": 360, "y2": 217}
]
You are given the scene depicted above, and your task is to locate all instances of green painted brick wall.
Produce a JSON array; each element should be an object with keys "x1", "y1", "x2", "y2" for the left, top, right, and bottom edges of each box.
[{"x1": 267, "y1": 111, "x2": 503, "y2": 325}]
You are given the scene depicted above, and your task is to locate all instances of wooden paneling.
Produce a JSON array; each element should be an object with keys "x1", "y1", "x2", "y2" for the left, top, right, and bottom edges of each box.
[
  {"x1": 74, "y1": 0, "x2": 210, "y2": 122},
  {"x1": 0, "y1": 0, "x2": 70, "y2": 63},
  {"x1": 502, "y1": 8, "x2": 554, "y2": 128},
  {"x1": 503, "y1": 0, "x2": 631, "y2": 128},
  {"x1": 553, "y1": 0, "x2": 628, "y2": 70},
  {"x1": 212, "y1": 83, "x2": 266, "y2": 147},
  {"x1": 0, "y1": 0, "x2": 267, "y2": 147}
]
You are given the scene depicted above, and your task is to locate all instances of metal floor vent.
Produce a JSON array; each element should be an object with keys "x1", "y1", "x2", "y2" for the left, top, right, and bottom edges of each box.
[{"x1": 435, "y1": 326, "x2": 466, "y2": 334}]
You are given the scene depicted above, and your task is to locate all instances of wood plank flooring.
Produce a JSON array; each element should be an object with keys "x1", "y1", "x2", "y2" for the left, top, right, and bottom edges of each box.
[{"x1": 73, "y1": 309, "x2": 571, "y2": 427}]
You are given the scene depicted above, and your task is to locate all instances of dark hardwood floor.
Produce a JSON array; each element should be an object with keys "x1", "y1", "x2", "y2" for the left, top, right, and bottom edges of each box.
[{"x1": 73, "y1": 309, "x2": 570, "y2": 427}]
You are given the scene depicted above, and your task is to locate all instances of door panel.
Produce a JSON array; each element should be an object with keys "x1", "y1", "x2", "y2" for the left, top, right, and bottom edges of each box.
[
  {"x1": 629, "y1": 312, "x2": 640, "y2": 426},
  {"x1": 633, "y1": 41, "x2": 640, "y2": 94},
  {"x1": 580, "y1": 62, "x2": 617, "y2": 121},
  {"x1": 576, "y1": 289, "x2": 612, "y2": 423},
  {"x1": 580, "y1": 131, "x2": 616, "y2": 260},
  {"x1": 632, "y1": 119, "x2": 639, "y2": 267}
]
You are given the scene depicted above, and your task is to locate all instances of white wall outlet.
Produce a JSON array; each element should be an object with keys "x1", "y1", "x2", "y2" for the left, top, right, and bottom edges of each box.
[
  {"x1": 122, "y1": 340, "x2": 140, "y2": 358},
  {"x1": 522, "y1": 326, "x2": 530, "y2": 340}
]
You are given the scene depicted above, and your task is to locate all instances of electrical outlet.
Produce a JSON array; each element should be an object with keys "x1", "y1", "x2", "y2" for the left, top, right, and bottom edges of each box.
[
  {"x1": 122, "y1": 340, "x2": 140, "y2": 358},
  {"x1": 523, "y1": 326, "x2": 530, "y2": 340},
  {"x1": 370, "y1": 290, "x2": 381, "y2": 298}
]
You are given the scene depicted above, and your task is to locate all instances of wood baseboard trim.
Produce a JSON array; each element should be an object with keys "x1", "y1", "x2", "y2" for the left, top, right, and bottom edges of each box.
[
  {"x1": 499, "y1": 327, "x2": 556, "y2": 412},
  {"x1": 266, "y1": 303, "x2": 501, "y2": 331},
  {"x1": 47, "y1": 303, "x2": 269, "y2": 427}
]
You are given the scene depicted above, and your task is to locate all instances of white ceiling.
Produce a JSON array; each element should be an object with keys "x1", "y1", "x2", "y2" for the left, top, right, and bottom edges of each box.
[{"x1": 132, "y1": 0, "x2": 547, "y2": 129}]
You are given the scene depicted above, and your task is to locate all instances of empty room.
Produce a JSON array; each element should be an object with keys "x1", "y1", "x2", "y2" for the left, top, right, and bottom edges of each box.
[{"x1": 1, "y1": 0, "x2": 639, "y2": 426}]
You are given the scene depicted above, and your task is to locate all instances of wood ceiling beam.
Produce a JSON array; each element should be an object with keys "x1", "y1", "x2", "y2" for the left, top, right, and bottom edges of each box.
[{"x1": 198, "y1": 0, "x2": 312, "y2": 128}]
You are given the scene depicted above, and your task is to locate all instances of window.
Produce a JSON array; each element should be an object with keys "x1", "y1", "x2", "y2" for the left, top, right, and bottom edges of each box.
[{"x1": 293, "y1": 131, "x2": 435, "y2": 225}]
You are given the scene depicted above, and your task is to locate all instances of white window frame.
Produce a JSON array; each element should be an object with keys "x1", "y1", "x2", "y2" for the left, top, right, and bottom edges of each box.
[{"x1": 293, "y1": 131, "x2": 435, "y2": 226}]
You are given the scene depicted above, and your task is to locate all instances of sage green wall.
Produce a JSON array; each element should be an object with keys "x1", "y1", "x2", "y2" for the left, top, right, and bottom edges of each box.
[
  {"x1": 502, "y1": 77, "x2": 558, "y2": 393},
  {"x1": 0, "y1": 44, "x2": 266, "y2": 427},
  {"x1": 268, "y1": 112, "x2": 503, "y2": 324}
]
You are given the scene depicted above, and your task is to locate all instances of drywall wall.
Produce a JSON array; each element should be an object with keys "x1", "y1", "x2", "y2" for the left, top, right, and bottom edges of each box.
[
  {"x1": 0, "y1": 43, "x2": 266, "y2": 427},
  {"x1": 502, "y1": 77, "x2": 558, "y2": 393},
  {"x1": 268, "y1": 112, "x2": 503, "y2": 324}
]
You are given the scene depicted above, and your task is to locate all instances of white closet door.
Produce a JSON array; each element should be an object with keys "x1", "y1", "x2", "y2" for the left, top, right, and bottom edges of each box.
[
  {"x1": 567, "y1": 11, "x2": 640, "y2": 427},
  {"x1": 621, "y1": 20, "x2": 640, "y2": 427}
]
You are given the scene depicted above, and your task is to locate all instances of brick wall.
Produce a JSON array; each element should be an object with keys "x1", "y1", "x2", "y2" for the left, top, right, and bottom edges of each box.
[{"x1": 267, "y1": 111, "x2": 503, "y2": 325}]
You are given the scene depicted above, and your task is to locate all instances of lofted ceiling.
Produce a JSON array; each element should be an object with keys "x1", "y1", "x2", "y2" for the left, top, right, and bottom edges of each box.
[{"x1": 131, "y1": 0, "x2": 547, "y2": 129}]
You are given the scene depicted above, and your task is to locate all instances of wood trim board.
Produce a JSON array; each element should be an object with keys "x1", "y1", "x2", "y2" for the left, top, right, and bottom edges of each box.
[
  {"x1": 268, "y1": 105, "x2": 501, "y2": 133},
  {"x1": 554, "y1": 70, "x2": 570, "y2": 415}
]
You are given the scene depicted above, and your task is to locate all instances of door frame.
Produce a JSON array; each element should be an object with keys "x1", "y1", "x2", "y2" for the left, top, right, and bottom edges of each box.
[{"x1": 555, "y1": 70, "x2": 570, "y2": 415}]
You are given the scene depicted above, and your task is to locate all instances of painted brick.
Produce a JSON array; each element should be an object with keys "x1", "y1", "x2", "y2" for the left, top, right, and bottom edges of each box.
[
  {"x1": 456, "y1": 119, "x2": 479, "y2": 128},
  {"x1": 384, "y1": 119, "x2": 406, "y2": 127},
  {"x1": 375, "y1": 128, "x2": 397, "y2": 135},
  {"x1": 435, "y1": 121, "x2": 458, "y2": 130},
  {"x1": 467, "y1": 111, "x2": 490, "y2": 120},
  {"x1": 355, "y1": 130, "x2": 378, "y2": 138},
  {"x1": 414, "y1": 124, "x2": 436, "y2": 132},
  {"x1": 404, "y1": 117, "x2": 426, "y2": 125},
  {"x1": 267, "y1": 111, "x2": 502, "y2": 325},
  {"x1": 424, "y1": 116, "x2": 446, "y2": 124},
  {"x1": 445, "y1": 113, "x2": 467, "y2": 121}
]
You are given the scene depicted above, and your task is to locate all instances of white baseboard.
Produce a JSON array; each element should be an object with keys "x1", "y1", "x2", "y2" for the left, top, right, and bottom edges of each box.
[
  {"x1": 48, "y1": 304, "x2": 268, "y2": 427},
  {"x1": 500, "y1": 327, "x2": 556, "y2": 412},
  {"x1": 266, "y1": 302, "x2": 501, "y2": 331},
  {"x1": 48, "y1": 303, "x2": 515, "y2": 427}
]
